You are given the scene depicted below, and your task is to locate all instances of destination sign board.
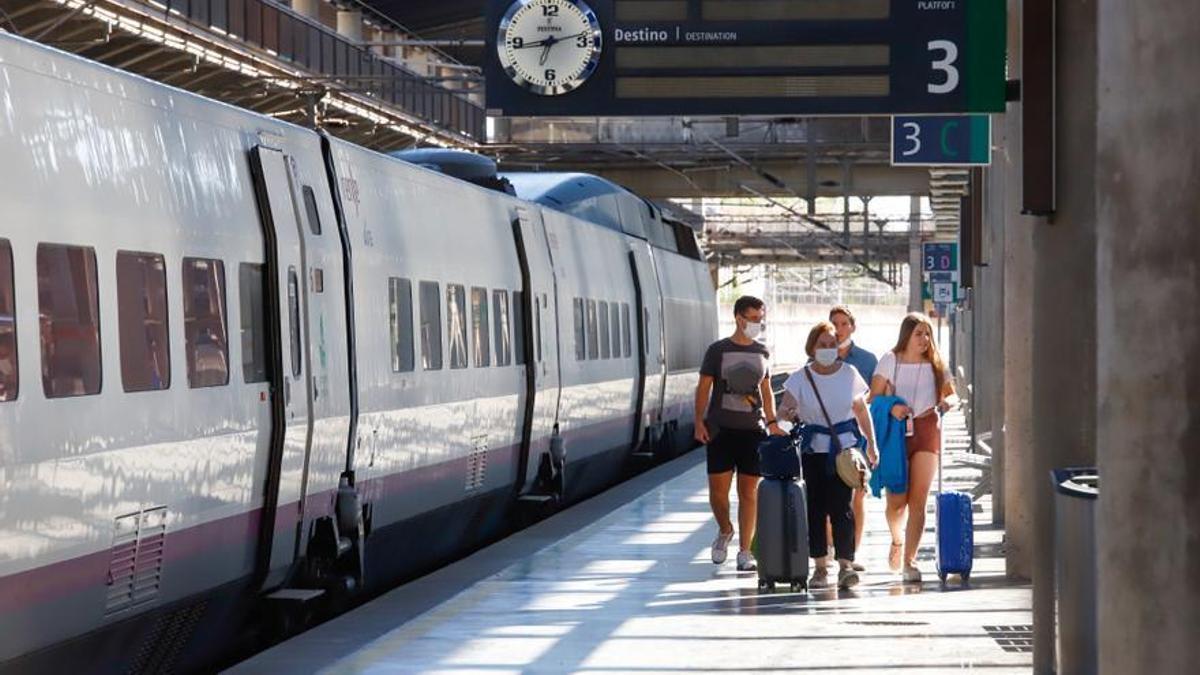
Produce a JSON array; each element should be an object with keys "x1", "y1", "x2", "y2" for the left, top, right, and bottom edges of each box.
[{"x1": 485, "y1": 0, "x2": 1007, "y2": 117}]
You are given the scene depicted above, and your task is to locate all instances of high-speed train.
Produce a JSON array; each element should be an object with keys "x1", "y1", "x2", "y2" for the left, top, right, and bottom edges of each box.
[{"x1": 0, "y1": 32, "x2": 715, "y2": 673}]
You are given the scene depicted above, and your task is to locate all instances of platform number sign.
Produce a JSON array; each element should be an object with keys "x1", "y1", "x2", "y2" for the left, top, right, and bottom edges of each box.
[
  {"x1": 893, "y1": 116, "x2": 991, "y2": 166},
  {"x1": 928, "y1": 40, "x2": 959, "y2": 94},
  {"x1": 923, "y1": 243, "x2": 958, "y2": 272}
]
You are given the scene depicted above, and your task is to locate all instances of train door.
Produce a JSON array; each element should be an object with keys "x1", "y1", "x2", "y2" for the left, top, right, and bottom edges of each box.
[
  {"x1": 511, "y1": 207, "x2": 562, "y2": 495},
  {"x1": 630, "y1": 241, "x2": 667, "y2": 447},
  {"x1": 249, "y1": 144, "x2": 315, "y2": 590}
]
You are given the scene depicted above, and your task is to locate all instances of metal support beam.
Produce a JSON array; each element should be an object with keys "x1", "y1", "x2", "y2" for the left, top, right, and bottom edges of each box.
[
  {"x1": 362, "y1": 39, "x2": 485, "y2": 48},
  {"x1": 842, "y1": 159, "x2": 853, "y2": 242}
]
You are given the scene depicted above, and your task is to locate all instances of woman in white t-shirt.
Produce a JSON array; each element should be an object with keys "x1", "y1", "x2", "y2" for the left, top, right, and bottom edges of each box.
[
  {"x1": 869, "y1": 313, "x2": 957, "y2": 583},
  {"x1": 780, "y1": 321, "x2": 878, "y2": 590}
]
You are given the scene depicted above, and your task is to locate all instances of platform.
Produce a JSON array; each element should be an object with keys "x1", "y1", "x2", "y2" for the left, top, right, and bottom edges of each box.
[{"x1": 231, "y1": 412, "x2": 1031, "y2": 674}]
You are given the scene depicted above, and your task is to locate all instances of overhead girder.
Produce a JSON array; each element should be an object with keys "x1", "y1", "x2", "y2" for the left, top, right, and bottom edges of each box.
[{"x1": 575, "y1": 162, "x2": 930, "y2": 199}]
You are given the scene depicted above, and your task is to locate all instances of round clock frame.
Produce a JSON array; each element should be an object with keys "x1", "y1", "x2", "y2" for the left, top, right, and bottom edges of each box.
[{"x1": 496, "y1": 0, "x2": 603, "y2": 96}]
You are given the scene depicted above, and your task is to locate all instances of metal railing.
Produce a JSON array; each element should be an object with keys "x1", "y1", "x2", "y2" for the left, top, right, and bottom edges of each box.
[{"x1": 154, "y1": 0, "x2": 484, "y2": 140}]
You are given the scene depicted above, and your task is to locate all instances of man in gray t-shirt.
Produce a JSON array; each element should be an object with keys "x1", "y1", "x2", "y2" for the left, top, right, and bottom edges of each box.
[{"x1": 694, "y1": 295, "x2": 786, "y2": 571}]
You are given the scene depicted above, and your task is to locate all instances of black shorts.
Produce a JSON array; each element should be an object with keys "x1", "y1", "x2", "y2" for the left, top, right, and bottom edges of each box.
[{"x1": 706, "y1": 427, "x2": 765, "y2": 476}]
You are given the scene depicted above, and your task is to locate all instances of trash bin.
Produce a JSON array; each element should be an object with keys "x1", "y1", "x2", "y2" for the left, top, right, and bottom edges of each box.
[{"x1": 1052, "y1": 467, "x2": 1099, "y2": 675}]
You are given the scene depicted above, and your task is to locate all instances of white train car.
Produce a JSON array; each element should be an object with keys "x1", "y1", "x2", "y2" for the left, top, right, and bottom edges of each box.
[
  {"x1": 0, "y1": 31, "x2": 716, "y2": 673},
  {"x1": 0, "y1": 31, "x2": 353, "y2": 671}
]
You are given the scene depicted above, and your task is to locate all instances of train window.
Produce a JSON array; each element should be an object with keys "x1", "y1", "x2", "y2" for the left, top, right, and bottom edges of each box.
[
  {"x1": 610, "y1": 303, "x2": 621, "y2": 360},
  {"x1": 598, "y1": 301, "x2": 611, "y2": 359},
  {"x1": 573, "y1": 298, "x2": 585, "y2": 361},
  {"x1": 389, "y1": 277, "x2": 414, "y2": 372},
  {"x1": 38, "y1": 244, "x2": 102, "y2": 398},
  {"x1": 38, "y1": 243, "x2": 102, "y2": 396},
  {"x1": 512, "y1": 290, "x2": 526, "y2": 365},
  {"x1": 471, "y1": 286, "x2": 490, "y2": 367},
  {"x1": 419, "y1": 281, "x2": 442, "y2": 370},
  {"x1": 302, "y1": 186, "x2": 322, "y2": 236},
  {"x1": 239, "y1": 263, "x2": 270, "y2": 383},
  {"x1": 586, "y1": 299, "x2": 599, "y2": 360},
  {"x1": 311, "y1": 268, "x2": 324, "y2": 294},
  {"x1": 182, "y1": 258, "x2": 230, "y2": 388},
  {"x1": 116, "y1": 251, "x2": 170, "y2": 392},
  {"x1": 492, "y1": 290, "x2": 511, "y2": 366},
  {"x1": 621, "y1": 303, "x2": 632, "y2": 358},
  {"x1": 0, "y1": 240, "x2": 16, "y2": 401},
  {"x1": 447, "y1": 284, "x2": 468, "y2": 370}
]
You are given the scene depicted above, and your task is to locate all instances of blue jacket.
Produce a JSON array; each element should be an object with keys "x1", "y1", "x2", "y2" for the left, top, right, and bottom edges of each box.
[{"x1": 868, "y1": 395, "x2": 908, "y2": 497}]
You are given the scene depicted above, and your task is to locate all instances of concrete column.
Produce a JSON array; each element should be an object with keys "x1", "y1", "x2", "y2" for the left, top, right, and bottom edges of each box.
[
  {"x1": 382, "y1": 30, "x2": 400, "y2": 59},
  {"x1": 1096, "y1": 2, "x2": 1200, "y2": 673},
  {"x1": 908, "y1": 196, "x2": 923, "y2": 313},
  {"x1": 369, "y1": 27, "x2": 386, "y2": 57},
  {"x1": 981, "y1": 117, "x2": 1006, "y2": 527},
  {"x1": 292, "y1": 0, "x2": 320, "y2": 21},
  {"x1": 1028, "y1": 0, "x2": 1100, "y2": 669},
  {"x1": 1000, "y1": 0, "x2": 1035, "y2": 584},
  {"x1": 336, "y1": 9, "x2": 364, "y2": 43}
]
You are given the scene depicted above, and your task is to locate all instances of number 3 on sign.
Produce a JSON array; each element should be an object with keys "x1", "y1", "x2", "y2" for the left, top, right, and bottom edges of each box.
[
  {"x1": 902, "y1": 122, "x2": 922, "y2": 156},
  {"x1": 928, "y1": 40, "x2": 959, "y2": 94}
]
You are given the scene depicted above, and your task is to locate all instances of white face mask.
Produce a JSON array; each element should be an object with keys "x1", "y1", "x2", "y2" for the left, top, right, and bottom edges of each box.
[
  {"x1": 743, "y1": 321, "x2": 764, "y2": 340},
  {"x1": 814, "y1": 348, "x2": 839, "y2": 366}
]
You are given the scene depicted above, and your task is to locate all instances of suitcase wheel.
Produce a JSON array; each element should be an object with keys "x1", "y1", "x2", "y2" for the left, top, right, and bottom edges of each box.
[
  {"x1": 789, "y1": 581, "x2": 804, "y2": 593},
  {"x1": 758, "y1": 579, "x2": 774, "y2": 592},
  {"x1": 938, "y1": 572, "x2": 948, "y2": 583},
  {"x1": 961, "y1": 572, "x2": 970, "y2": 585}
]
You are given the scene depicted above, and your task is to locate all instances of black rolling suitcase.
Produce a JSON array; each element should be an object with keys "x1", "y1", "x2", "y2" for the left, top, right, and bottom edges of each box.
[{"x1": 756, "y1": 434, "x2": 809, "y2": 592}]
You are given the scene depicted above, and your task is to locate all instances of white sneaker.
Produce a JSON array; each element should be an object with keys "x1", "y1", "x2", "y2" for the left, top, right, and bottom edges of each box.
[
  {"x1": 711, "y1": 530, "x2": 734, "y2": 564},
  {"x1": 736, "y1": 550, "x2": 757, "y2": 571},
  {"x1": 903, "y1": 564, "x2": 922, "y2": 583},
  {"x1": 809, "y1": 567, "x2": 829, "y2": 588}
]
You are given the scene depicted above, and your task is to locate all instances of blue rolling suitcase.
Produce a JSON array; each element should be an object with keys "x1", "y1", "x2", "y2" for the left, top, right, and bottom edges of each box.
[{"x1": 935, "y1": 413, "x2": 973, "y2": 583}]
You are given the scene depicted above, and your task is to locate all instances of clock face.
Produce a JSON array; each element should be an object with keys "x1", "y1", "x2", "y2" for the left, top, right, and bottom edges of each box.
[{"x1": 497, "y1": 0, "x2": 602, "y2": 96}]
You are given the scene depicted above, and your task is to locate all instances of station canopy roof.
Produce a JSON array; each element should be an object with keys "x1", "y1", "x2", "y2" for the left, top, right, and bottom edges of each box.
[{"x1": 362, "y1": 0, "x2": 486, "y2": 63}]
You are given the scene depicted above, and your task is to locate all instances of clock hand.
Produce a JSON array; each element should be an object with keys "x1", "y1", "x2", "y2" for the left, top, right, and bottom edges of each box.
[
  {"x1": 512, "y1": 31, "x2": 588, "y2": 50},
  {"x1": 513, "y1": 36, "x2": 553, "y2": 49},
  {"x1": 538, "y1": 36, "x2": 556, "y2": 65}
]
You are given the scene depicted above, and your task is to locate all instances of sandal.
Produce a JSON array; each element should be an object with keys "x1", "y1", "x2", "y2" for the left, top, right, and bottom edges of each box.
[{"x1": 889, "y1": 542, "x2": 903, "y2": 572}]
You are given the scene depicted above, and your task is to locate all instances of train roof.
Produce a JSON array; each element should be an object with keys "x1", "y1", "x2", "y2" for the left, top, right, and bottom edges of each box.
[
  {"x1": 502, "y1": 172, "x2": 658, "y2": 241},
  {"x1": 384, "y1": 148, "x2": 700, "y2": 259}
]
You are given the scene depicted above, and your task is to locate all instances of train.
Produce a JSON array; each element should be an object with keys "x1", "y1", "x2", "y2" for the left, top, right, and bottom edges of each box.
[{"x1": 0, "y1": 32, "x2": 716, "y2": 673}]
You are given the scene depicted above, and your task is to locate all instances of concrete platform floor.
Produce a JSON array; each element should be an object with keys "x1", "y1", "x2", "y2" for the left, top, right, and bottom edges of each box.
[{"x1": 232, "y1": 412, "x2": 1031, "y2": 674}]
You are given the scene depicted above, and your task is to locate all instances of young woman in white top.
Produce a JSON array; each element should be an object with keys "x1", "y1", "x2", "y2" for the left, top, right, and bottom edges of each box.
[
  {"x1": 780, "y1": 321, "x2": 878, "y2": 590},
  {"x1": 868, "y1": 313, "x2": 956, "y2": 583}
]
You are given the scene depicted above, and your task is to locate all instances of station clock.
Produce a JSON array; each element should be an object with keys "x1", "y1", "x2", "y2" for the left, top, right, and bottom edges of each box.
[{"x1": 496, "y1": 0, "x2": 603, "y2": 96}]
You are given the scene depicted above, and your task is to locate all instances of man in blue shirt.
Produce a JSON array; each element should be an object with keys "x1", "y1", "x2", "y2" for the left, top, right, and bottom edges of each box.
[
  {"x1": 831, "y1": 305, "x2": 877, "y2": 383},
  {"x1": 830, "y1": 305, "x2": 878, "y2": 569}
]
